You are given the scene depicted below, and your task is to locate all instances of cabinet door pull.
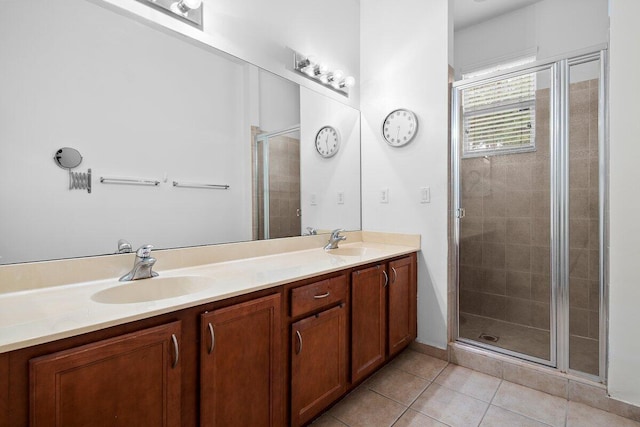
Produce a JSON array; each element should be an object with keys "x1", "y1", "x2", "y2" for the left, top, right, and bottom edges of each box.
[
  {"x1": 382, "y1": 270, "x2": 389, "y2": 287},
  {"x1": 391, "y1": 267, "x2": 397, "y2": 284},
  {"x1": 313, "y1": 291, "x2": 330, "y2": 299},
  {"x1": 295, "y1": 330, "x2": 303, "y2": 354},
  {"x1": 171, "y1": 334, "x2": 179, "y2": 368},
  {"x1": 207, "y1": 322, "x2": 215, "y2": 354}
]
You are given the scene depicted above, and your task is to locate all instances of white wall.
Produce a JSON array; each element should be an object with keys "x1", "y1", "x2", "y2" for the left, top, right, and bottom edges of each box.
[
  {"x1": 360, "y1": 0, "x2": 450, "y2": 348},
  {"x1": 98, "y1": 0, "x2": 360, "y2": 109},
  {"x1": 0, "y1": 0, "x2": 251, "y2": 264},
  {"x1": 608, "y1": 0, "x2": 640, "y2": 408},
  {"x1": 300, "y1": 88, "x2": 361, "y2": 233},
  {"x1": 258, "y1": 70, "x2": 300, "y2": 133},
  {"x1": 454, "y1": 0, "x2": 609, "y2": 77}
]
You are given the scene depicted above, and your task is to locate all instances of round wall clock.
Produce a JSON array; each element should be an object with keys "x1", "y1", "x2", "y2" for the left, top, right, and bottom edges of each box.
[
  {"x1": 382, "y1": 108, "x2": 418, "y2": 147},
  {"x1": 315, "y1": 125, "x2": 340, "y2": 158}
]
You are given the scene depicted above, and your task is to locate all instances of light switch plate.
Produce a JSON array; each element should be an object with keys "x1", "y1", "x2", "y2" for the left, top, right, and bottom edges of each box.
[
  {"x1": 380, "y1": 187, "x2": 389, "y2": 204},
  {"x1": 310, "y1": 194, "x2": 317, "y2": 206},
  {"x1": 420, "y1": 187, "x2": 430, "y2": 203},
  {"x1": 337, "y1": 192, "x2": 345, "y2": 205}
]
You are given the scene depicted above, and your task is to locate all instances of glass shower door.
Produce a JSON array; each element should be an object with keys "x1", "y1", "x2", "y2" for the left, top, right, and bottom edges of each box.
[{"x1": 455, "y1": 66, "x2": 555, "y2": 365}]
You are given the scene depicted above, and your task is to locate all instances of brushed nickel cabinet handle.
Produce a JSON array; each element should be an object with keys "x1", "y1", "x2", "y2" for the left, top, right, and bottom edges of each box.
[
  {"x1": 313, "y1": 292, "x2": 331, "y2": 299},
  {"x1": 392, "y1": 267, "x2": 397, "y2": 284},
  {"x1": 383, "y1": 270, "x2": 389, "y2": 287},
  {"x1": 207, "y1": 322, "x2": 215, "y2": 354},
  {"x1": 171, "y1": 334, "x2": 179, "y2": 369},
  {"x1": 296, "y1": 330, "x2": 303, "y2": 355}
]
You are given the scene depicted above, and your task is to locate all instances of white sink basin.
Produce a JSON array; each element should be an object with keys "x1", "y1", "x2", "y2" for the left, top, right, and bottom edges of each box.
[
  {"x1": 325, "y1": 247, "x2": 367, "y2": 257},
  {"x1": 91, "y1": 276, "x2": 213, "y2": 304}
]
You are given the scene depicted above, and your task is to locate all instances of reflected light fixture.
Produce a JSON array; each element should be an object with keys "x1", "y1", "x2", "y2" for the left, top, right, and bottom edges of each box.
[
  {"x1": 293, "y1": 51, "x2": 356, "y2": 97},
  {"x1": 138, "y1": 0, "x2": 203, "y2": 27}
]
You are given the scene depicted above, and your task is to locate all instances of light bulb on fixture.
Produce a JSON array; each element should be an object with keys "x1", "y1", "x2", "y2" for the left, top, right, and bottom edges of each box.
[
  {"x1": 170, "y1": 0, "x2": 202, "y2": 15},
  {"x1": 341, "y1": 76, "x2": 356, "y2": 88}
]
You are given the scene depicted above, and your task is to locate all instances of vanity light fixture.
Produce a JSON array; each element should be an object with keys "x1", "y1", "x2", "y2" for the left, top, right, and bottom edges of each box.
[
  {"x1": 293, "y1": 51, "x2": 356, "y2": 96},
  {"x1": 137, "y1": 0, "x2": 203, "y2": 27}
]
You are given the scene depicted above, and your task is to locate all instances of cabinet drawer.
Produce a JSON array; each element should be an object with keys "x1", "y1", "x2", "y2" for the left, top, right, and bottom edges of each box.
[{"x1": 290, "y1": 275, "x2": 347, "y2": 318}]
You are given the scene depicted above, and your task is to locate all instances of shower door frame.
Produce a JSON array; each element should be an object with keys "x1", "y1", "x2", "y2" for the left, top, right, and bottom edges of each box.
[{"x1": 451, "y1": 46, "x2": 609, "y2": 382}]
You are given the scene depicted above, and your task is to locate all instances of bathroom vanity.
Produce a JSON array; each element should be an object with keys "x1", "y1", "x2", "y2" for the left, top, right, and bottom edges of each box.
[{"x1": 0, "y1": 233, "x2": 418, "y2": 426}]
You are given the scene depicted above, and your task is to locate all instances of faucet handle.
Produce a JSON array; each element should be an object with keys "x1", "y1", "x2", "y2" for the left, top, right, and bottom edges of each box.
[
  {"x1": 136, "y1": 244, "x2": 154, "y2": 258},
  {"x1": 330, "y1": 228, "x2": 345, "y2": 239}
]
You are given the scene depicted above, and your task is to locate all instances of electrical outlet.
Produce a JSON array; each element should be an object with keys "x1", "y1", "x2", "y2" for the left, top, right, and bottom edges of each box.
[
  {"x1": 310, "y1": 194, "x2": 317, "y2": 206},
  {"x1": 420, "y1": 187, "x2": 431, "y2": 203},
  {"x1": 380, "y1": 187, "x2": 389, "y2": 204},
  {"x1": 337, "y1": 192, "x2": 345, "y2": 205}
]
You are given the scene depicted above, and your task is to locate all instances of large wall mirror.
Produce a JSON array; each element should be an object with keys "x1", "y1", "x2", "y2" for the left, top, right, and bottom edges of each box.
[{"x1": 0, "y1": 0, "x2": 361, "y2": 265}]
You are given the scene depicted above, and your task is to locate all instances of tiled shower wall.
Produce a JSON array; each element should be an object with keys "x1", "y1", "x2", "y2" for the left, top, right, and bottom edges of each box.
[
  {"x1": 567, "y1": 78, "x2": 600, "y2": 374},
  {"x1": 458, "y1": 80, "x2": 600, "y2": 370}
]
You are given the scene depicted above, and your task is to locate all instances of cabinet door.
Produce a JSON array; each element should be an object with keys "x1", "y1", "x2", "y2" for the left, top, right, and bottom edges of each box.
[
  {"x1": 291, "y1": 304, "x2": 347, "y2": 427},
  {"x1": 388, "y1": 256, "x2": 417, "y2": 357},
  {"x1": 351, "y1": 264, "x2": 387, "y2": 383},
  {"x1": 30, "y1": 321, "x2": 181, "y2": 427},
  {"x1": 201, "y1": 293, "x2": 282, "y2": 427}
]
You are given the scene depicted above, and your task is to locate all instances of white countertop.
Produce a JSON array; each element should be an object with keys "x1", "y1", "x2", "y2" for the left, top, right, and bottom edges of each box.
[{"x1": 0, "y1": 241, "x2": 417, "y2": 353}]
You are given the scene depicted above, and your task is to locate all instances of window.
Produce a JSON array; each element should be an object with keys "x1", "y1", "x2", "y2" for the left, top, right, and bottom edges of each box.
[{"x1": 461, "y1": 61, "x2": 536, "y2": 158}]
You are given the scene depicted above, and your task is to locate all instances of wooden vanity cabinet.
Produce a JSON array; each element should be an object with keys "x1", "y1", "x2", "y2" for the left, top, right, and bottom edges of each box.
[
  {"x1": 287, "y1": 274, "x2": 348, "y2": 427},
  {"x1": 0, "y1": 251, "x2": 417, "y2": 427},
  {"x1": 388, "y1": 255, "x2": 417, "y2": 357},
  {"x1": 29, "y1": 321, "x2": 182, "y2": 427},
  {"x1": 200, "y1": 293, "x2": 282, "y2": 427},
  {"x1": 351, "y1": 254, "x2": 417, "y2": 383},
  {"x1": 350, "y1": 264, "x2": 387, "y2": 383}
]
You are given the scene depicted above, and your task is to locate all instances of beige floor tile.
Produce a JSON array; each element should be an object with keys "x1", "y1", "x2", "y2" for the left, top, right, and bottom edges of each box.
[
  {"x1": 366, "y1": 366, "x2": 431, "y2": 405},
  {"x1": 389, "y1": 350, "x2": 448, "y2": 381},
  {"x1": 392, "y1": 409, "x2": 449, "y2": 427},
  {"x1": 566, "y1": 401, "x2": 640, "y2": 427},
  {"x1": 410, "y1": 383, "x2": 488, "y2": 427},
  {"x1": 492, "y1": 381, "x2": 567, "y2": 427},
  {"x1": 480, "y1": 405, "x2": 552, "y2": 427},
  {"x1": 311, "y1": 413, "x2": 348, "y2": 426},
  {"x1": 328, "y1": 388, "x2": 406, "y2": 427},
  {"x1": 435, "y1": 364, "x2": 501, "y2": 402}
]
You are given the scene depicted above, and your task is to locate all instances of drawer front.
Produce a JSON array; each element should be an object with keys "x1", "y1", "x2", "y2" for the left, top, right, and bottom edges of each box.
[{"x1": 290, "y1": 275, "x2": 347, "y2": 318}]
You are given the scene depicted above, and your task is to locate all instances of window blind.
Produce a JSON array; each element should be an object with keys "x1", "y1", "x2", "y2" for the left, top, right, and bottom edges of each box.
[{"x1": 462, "y1": 73, "x2": 536, "y2": 157}]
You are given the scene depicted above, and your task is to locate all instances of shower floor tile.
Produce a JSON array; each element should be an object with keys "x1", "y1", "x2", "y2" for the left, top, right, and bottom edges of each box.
[{"x1": 459, "y1": 313, "x2": 551, "y2": 361}]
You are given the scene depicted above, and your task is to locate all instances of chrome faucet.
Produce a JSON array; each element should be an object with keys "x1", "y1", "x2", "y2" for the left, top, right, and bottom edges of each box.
[
  {"x1": 304, "y1": 227, "x2": 317, "y2": 236},
  {"x1": 119, "y1": 244, "x2": 159, "y2": 282},
  {"x1": 324, "y1": 229, "x2": 346, "y2": 250}
]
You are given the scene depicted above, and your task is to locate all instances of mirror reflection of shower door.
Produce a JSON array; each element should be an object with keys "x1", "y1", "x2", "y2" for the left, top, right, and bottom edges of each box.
[
  {"x1": 253, "y1": 126, "x2": 301, "y2": 240},
  {"x1": 456, "y1": 66, "x2": 554, "y2": 366}
]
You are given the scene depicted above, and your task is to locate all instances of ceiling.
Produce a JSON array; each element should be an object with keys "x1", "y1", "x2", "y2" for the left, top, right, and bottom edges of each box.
[{"x1": 453, "y1": 0, "x2": 543, "y2": 30}]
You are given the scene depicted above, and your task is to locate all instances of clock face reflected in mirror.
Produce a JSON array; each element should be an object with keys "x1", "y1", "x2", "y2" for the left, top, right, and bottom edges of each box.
[
  {"x1": 315, "y1": 126, "x2": 340, "y2": 158},
  {"x1": 383, "y1": 109, "x2": 418, "y2": 147}
]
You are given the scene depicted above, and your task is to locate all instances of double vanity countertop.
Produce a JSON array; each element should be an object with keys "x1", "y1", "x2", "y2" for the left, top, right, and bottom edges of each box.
[{"x1": 0, "y1": 232, "x2": 420, "y2": 353}]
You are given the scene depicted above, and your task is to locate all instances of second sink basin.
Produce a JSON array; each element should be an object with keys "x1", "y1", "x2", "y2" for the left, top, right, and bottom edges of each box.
[{"x1": 91, "y1": 276, "x2": 213, "y2": 304}]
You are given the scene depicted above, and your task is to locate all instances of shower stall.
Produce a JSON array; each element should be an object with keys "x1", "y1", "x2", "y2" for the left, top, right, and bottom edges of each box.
[
  {"x1": 253, "y1": 125, "x2": 302, "y2": 240},
  {"x1": 452, "y1": 49, "x2": 607, "y2": 380}
]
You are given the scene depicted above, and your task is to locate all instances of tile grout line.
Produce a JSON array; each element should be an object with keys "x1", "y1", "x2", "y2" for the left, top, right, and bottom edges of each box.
[
  {"x1": 476, "y1": 378, "x2": 504, "y2": 426},
  {"x1": 385, "y1": 360, "x2": 452, "y2": 427}
]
